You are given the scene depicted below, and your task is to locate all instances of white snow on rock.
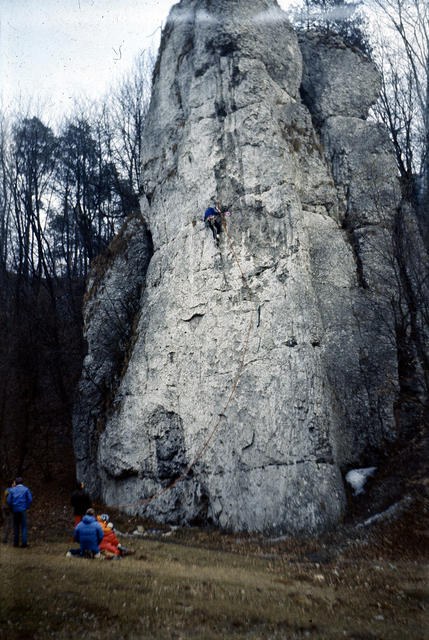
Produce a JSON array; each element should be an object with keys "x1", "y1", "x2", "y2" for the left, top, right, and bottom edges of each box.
[{"x1": 345, "y1": 467, "x2": 377, "y2": 496}]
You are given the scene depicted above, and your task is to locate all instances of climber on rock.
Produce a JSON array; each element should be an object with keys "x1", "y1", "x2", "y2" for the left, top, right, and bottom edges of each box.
[
  {"x1": 204, "y1": 204, "x2": 222, "y2": 245},
  {"x1": 204, "y1": 203, "x2": 230, "y2": 246}
]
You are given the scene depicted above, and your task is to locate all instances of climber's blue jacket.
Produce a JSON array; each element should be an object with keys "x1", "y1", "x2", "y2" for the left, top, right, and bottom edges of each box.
[
  {"x1": 7, "y1": 484, "x2": 32, "y2": 512},
  {"x1": 204, "y1": 207, "x2": 219, "y2": 220},
  {"x1": 74, "y1": 515, "x2": 104, "y2": 553}
]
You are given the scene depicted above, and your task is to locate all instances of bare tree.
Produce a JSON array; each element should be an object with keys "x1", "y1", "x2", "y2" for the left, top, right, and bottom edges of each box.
[
  {"x1": 0, "y1": 114, "x2": 11, "y2": 272},
  {"x1": 371, "y1": 0, "x2": 429, "y2": 227},
  {"x1": 6, "y1": 116, "x2": 58, "y2": 285},
  {"x1": 53, "y1": 109, "x2": 120, "y2": 280},
  {"x1": 0, "y1": 49, "x2": 155, "y2": 477},
  {"x1": 288, "y1": 0, "x2": 372, "y2": 54},
  {"x1": 352, "y1": 161, "x2": 429, "y2": 428},
  {"x1": 103, "y1": 49, "x2": 155, "y2": 214}
]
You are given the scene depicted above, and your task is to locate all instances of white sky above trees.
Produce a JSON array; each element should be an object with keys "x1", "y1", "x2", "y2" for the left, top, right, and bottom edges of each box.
[{"x1": 0, "y1": 0, "x2": 294, "y2": 119}]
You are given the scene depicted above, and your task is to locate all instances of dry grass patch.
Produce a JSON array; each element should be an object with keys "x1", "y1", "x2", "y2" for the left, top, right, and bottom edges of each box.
[{"x1": 1, "y1": 535, "x2": 427, "y2": 640}]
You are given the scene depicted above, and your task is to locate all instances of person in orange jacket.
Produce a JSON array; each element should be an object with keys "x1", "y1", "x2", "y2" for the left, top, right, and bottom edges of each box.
[{"x1": 97, "y1": 513, "x2": 109, "y2": 531}]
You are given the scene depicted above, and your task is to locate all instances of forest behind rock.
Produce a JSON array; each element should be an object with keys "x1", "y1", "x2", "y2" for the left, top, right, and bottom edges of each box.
[{"x1": 0, "y1": 52, "x2": 153, "y2": 479}]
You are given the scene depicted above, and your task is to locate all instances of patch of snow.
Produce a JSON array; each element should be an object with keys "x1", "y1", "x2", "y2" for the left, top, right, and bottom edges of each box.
[
  {"x1": 345, "y1": 466, "x2": 377, "y2": 496},
  {"x1": 114, "y1": 529, "x2": 133, "y2": 537},
  {"x1": 264, "y1": 534, "x2": 290, "y2": 544}
]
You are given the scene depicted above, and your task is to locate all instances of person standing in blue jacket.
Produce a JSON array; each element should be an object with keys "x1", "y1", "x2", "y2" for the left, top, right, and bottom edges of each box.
[
  {"x1": 7, "y1": 477, "x2": 32, "y2": 548},
  {"x1": 72, "y1": 508, "x2": 104, "y2": 558}
]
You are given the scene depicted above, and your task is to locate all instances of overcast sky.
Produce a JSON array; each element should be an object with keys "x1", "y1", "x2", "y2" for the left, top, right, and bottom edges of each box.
[{"x1": 0, "y1": 0, "x2": 294, "y2": 120}]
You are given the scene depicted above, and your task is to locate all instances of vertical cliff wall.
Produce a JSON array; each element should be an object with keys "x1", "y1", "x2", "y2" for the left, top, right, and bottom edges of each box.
[{"x1": 74, "y1": 0, "x2": 401, "y2": 534}]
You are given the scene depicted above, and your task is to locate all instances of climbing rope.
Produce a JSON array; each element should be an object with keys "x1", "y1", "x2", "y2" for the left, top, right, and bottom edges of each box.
[{"x1": 101, "y1": 207, "x2": 257, "y2": 511}]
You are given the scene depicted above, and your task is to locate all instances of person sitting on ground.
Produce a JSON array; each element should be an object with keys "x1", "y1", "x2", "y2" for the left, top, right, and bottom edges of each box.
[
  {"x1": 70, "y1": 481, "x2": 92, "y2": 529},
  {"x1": 100, "y1": 522, "x2": 121, "y2": 557},
  {"x1": 98, "y1": 517, "x2": 134, "y2": 558},
  {"x1": 69, "y1": 508, "x2": 103, "y2": 558},
  {"x1": 204, "y1": 204, "x2": 231, "y2": 245}
]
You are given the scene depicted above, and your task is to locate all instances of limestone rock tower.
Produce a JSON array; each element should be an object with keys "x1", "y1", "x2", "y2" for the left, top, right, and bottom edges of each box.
[{"x1": 74, "y1": 0, "x2": 400, "y2": 533}]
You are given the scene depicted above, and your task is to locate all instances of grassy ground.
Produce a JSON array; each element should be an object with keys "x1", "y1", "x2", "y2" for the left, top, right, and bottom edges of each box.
[
  {"x1": 1, "y1": 454, "x2": 428, "y2": 640},
  {"x1": 1, "y1": 520, "x2": 428, "y2": 640}
]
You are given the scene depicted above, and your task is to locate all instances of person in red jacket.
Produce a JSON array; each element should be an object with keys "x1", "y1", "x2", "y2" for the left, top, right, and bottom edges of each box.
[
  {"x1": 98, "y1": 517, "x2": 134, "y2": 558},
  {"x1": 100, "y1": 522, "x2": 120, "y2": 557}
]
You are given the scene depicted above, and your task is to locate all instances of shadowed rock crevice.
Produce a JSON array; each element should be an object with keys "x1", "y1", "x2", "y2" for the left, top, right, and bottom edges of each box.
[{"x1": 152, "y1": 408, "x2": 188, "y2": 485}]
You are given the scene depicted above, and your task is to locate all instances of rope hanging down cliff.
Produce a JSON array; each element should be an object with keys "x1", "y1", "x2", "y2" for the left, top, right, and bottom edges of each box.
[{"x1": 102, "y1": 205, "x2": 258, "y2": 511}]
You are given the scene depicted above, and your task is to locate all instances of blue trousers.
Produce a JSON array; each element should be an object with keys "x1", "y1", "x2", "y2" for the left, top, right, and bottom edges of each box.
[{"x1": 13, "y1": 511, "x2": 28, "y2": 546}]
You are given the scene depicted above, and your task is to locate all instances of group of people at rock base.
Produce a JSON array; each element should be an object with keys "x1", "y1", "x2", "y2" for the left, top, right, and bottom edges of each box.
[
  {"x1": 69, "y1": 481, "x2": 134, "y2": 559},
  {"x1": 3, "y1": 478, "x2": 133, "y2": 559},
  {"x1": 68, "y1": 508, "x2": 134, "y2": 560},
  {"x1": 2, "y1": 477, "x2": 32, "y2": 548}
]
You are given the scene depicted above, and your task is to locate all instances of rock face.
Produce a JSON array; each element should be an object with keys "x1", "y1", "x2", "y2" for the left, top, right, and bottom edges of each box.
[
  {"x1": 73, "y1": 215, "x2": 152, "y2": 491},
  {"x1": 74, "y1": 0, "x2": 401, "y2": 534}
]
